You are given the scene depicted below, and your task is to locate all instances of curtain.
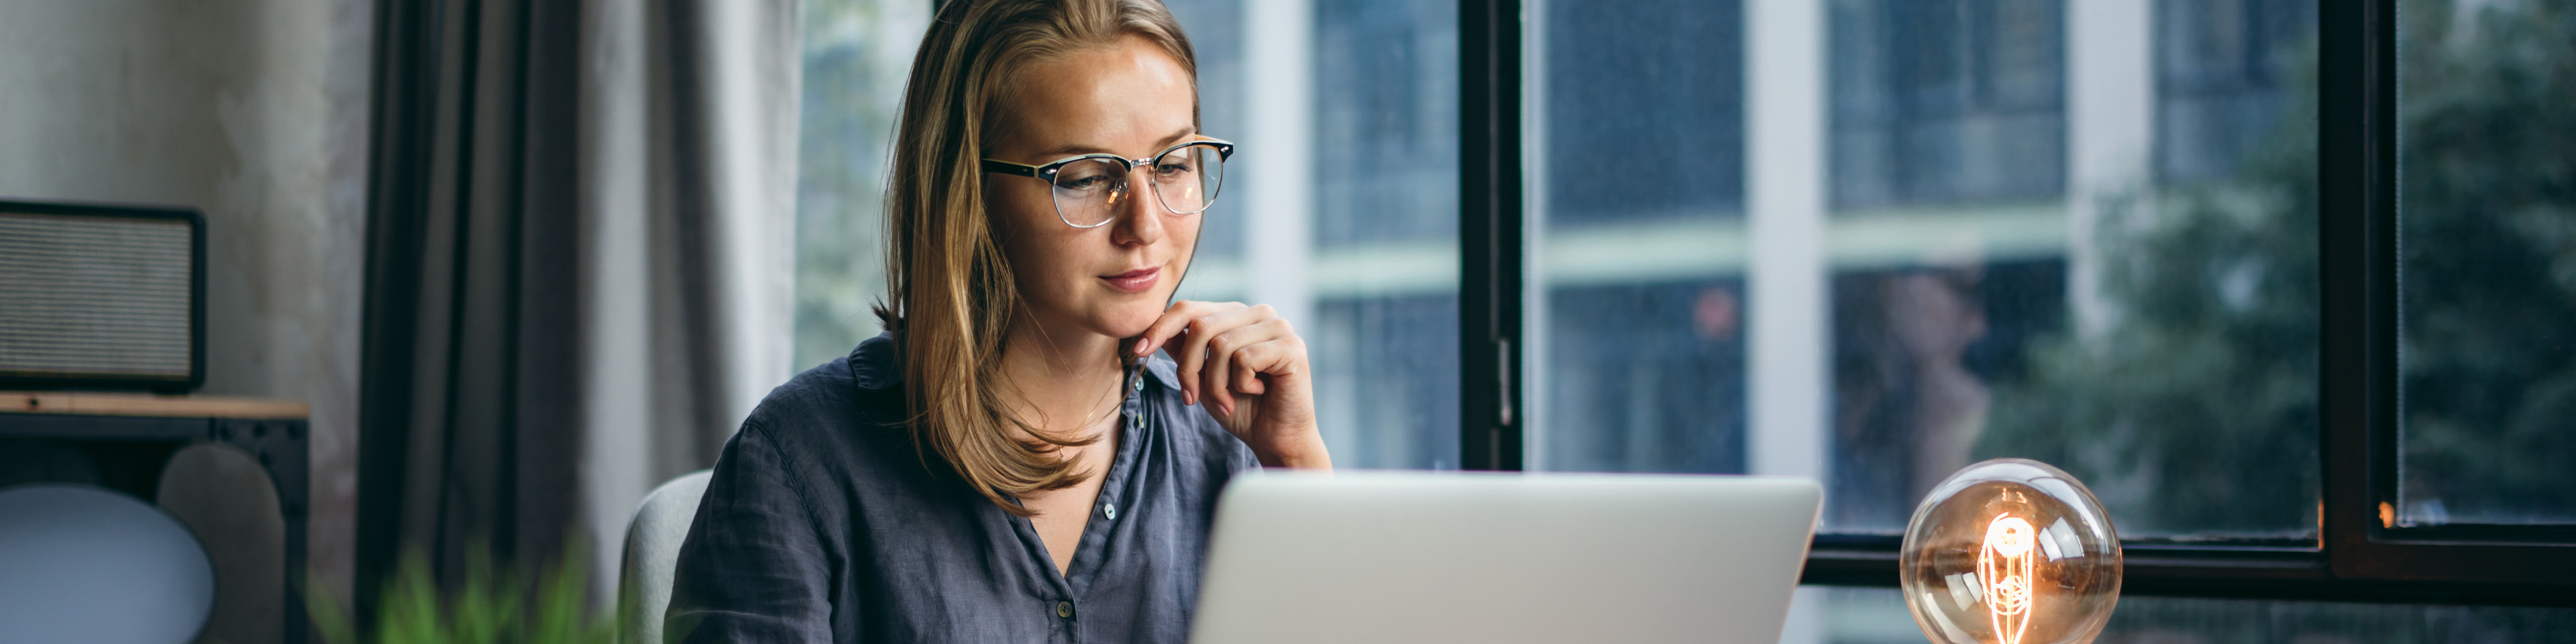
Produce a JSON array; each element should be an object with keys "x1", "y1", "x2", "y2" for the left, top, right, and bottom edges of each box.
[{"x1": 356, "y1": 0, "x2": 798, "y2": 615}]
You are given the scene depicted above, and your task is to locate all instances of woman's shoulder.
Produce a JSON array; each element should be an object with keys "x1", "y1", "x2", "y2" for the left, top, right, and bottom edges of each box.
[{"x1": 737, "y1": 333, "x2": 910, "y2": 460}]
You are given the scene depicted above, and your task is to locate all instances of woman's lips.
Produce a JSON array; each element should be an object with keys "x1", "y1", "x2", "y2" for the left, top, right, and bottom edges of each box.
[{"x1": 1102, "y1": 266, "x2": 1161, "y2": 293}]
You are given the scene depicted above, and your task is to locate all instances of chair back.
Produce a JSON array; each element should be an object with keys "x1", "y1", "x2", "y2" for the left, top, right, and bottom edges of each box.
[
  {"x1": 0, "y1": 484, "x2": 215, "y2": 644},
  {"x1": 617, "y1": 470, "x2": 712, "y2": 644}
]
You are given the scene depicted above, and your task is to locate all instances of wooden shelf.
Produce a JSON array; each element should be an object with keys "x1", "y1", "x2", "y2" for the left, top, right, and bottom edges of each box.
[{"x1": 1, "y1": 391, "x2": 308, "y2": 419}]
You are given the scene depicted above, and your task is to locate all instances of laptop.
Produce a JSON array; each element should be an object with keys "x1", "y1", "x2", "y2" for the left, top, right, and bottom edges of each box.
[{"x1": 1190, "y1": 471, "x2": 1822, "y2": 644}]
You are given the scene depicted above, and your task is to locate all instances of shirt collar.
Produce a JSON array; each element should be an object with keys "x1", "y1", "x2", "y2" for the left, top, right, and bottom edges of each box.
[{"x1": 850, "y1": 332, "x2": 1185, "y2": 392}]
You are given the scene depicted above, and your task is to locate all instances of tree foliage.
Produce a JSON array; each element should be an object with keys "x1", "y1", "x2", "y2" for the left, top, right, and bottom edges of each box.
[{"x1": 2390, "y1": 0, "x2": 2576, "y2": 524}]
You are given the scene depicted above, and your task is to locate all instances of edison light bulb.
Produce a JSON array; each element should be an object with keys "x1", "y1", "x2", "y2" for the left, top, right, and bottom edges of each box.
[{"x1": 1900, "y1": 459, "x2": 2121, "y2": 644}]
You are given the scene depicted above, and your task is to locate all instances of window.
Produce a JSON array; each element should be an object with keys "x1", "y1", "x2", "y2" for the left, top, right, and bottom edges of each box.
[
  {"x1": 1487, "y1": 0, "x2": 2576, "y2": 627},
  {"x1": 1527, "y1": 0, "x2": 2326, "y2": 541},
  {"x1": 793, "y1": 0, "x2": 929, "y2": 368},
  {"x1": 793, "y1": 0, "x2": 2576, "y2": 632},
  {"x1": 1527, "y1": 0, "x2": 1749, "y2": 475},
  {"x1": 2395, "y1": 0, "x2": 2576, "y2": 528},
  {"x1": 1829, "y1": 0, "x2": 2067, "y2": 209},
  {"x1": 1163, "y1": 0, "x2": 1462, "y2": 469},
  {"x1": 2157, "y1": 0, "x2": 2316, "y2": 184}
]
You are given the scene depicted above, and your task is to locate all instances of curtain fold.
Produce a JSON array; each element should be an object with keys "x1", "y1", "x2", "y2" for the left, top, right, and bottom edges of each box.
[
  {"x1": 586, "y1": 0, "x2": 803, "y2": 594},
  {"x1": 357, "y1": 0, "x2": 799, "y2": 615}
]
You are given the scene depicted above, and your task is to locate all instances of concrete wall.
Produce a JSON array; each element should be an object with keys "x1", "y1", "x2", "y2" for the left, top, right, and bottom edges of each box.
[{"x1": 0, "y1": 1, "x2": 372, "y2": 641}]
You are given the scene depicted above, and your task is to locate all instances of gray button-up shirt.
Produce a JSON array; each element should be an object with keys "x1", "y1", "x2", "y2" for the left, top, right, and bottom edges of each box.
[{"x1": 665, "y1": 333, "x2": 1260, "y2": 643}]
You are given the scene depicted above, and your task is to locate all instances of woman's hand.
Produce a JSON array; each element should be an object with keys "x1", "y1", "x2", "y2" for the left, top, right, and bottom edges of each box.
[{"x1": 1134, "y1": 301, "x2": 1332, "y2": 469}]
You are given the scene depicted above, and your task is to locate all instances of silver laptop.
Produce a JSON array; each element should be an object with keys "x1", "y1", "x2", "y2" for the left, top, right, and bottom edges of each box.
[{"x1": 1190, "y1": 471, "x2": 1822, "y2": 644}]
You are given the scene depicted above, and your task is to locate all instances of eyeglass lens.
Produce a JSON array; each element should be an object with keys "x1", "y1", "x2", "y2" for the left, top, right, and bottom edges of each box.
[{"x1": 1050, "y1": 144, "x2": 1226, "y2": 227}]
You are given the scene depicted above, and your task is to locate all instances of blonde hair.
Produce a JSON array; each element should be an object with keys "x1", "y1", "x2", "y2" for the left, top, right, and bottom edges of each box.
[{"x1": 875, "y1": 0, "x2": 1197, "y2": 516}]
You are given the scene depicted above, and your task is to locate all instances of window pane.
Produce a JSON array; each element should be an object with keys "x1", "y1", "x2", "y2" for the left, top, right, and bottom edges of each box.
[
  {"x1": 1829, "y1": 0, "x2": 2066, "y2": 208},
  {"x1": 1804, "y1": 586, "x2": 2576, "y2": 644},
  {"x1": 1527, "y1": 0, "x2": 2322, "y2": 541},
  {"x1": 1165, "y1": 0, "x2": 1460, "y2": 469},
  {"x1": 1529, "y1": 0, "x2": 1750, "y2": 474},
  {"x1": 2396, "y1": 0, "x2": 2576, "y2": 527},
  {"x1": 793, "y1": 0, "x2": 929, "y2": 369}
]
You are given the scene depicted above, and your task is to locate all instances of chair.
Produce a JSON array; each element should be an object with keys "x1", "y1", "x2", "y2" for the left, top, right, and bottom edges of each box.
[
  {"x1": 0, "y1": 484, "x2": 217, "y2": 644},
  {"x1": 616, "y1": 470, "x2": 712, "y2": 644}
]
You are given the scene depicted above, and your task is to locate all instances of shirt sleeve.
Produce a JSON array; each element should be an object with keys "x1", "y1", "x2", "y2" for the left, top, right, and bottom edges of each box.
[{"x1": 664, "y1": 422, "x2": 837, "y2": 643}]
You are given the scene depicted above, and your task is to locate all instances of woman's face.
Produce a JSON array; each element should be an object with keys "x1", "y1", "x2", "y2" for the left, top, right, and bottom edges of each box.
[{"x1": 986, "y1": 36, "x2": 1202, "y2": 342}]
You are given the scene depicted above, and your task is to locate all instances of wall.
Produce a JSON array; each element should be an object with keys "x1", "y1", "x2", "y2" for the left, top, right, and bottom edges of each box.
[{"x1": 0, "y1": 1, "x2": 372, "y2": 641}]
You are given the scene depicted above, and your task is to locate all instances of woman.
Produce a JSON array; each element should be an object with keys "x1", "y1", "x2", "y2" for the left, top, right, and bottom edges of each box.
[{"x1": 663, "y1": 1, "x2": 1328, "y2": 641}]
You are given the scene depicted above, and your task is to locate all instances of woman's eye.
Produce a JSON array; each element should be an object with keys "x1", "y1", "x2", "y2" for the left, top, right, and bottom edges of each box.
[
  {"x1": 1156, "y1": 162, "x2": 1195, "y2": 176},
  {"x1": 1059, "y1": 176, "x2": 1108, "y2": 191}
]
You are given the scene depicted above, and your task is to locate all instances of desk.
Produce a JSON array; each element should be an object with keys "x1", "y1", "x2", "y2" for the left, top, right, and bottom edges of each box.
[{"x1": 1, "y1": 391, "x2": 310, "y2": 644}]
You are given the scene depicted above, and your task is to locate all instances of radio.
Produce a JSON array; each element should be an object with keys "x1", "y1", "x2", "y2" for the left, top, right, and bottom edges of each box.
[{"x1": 0, "y1": 199, "x2": 204, "y2": 392}]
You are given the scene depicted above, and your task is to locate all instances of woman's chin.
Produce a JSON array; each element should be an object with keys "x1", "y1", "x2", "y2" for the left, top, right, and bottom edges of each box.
[
  {"x1": 1097, "y1": 318, "x2": 1156, "y2": 341},
  {"x1": 1089, "y1": 306, "x2": 1166, "y2": 340}
]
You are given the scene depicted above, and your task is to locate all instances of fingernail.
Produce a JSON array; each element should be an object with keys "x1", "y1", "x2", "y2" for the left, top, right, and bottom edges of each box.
[{"x1": 1135, "y1": 340, "x2": 1150, "y2": 356}]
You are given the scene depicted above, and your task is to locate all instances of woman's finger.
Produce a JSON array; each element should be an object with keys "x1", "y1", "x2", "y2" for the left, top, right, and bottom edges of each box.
[
  {"x1": 1232, "y1": 320, "x2": 1303, "y2": 391},
  {"x1": 1149, "y1": 301, "x2": 1245, "y2": 405},
  {"x1": 1232, "y1": 338, "x2": 1275, "y2": 396},
  {"x1": 1169, "y1": 305, "x2": 1272, "y2": 407},
  {"x1": 1201, "y1": 322, "x2": 1246, "y2": 415},
  {"x1": 1214, "y1": 318, "x2": 1305, "y2": 415},
  {"x1": 1136, "y1": 300, "x2": 1243, "y2": 358}
]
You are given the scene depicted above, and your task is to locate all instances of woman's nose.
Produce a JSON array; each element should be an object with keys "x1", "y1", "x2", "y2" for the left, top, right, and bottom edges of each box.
[{"x1": 1110, "y1": 175, "x2": 1165, "y2": 246}]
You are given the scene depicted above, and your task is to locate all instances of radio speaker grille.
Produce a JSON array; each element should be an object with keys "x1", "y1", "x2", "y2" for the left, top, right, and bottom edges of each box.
[{"x1": 0, "y1": 203, "x2": 202, "y2": 390}]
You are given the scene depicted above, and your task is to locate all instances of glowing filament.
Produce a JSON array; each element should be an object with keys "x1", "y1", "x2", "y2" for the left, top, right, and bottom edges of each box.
[{"x1": 1980, "y1": 515, "x2": 2037, "y2": 644}]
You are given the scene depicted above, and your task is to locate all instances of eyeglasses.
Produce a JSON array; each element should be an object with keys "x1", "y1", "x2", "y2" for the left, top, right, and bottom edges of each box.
[{"x1": 981, "y1": 139, "x2": 1234, "y2": 229}]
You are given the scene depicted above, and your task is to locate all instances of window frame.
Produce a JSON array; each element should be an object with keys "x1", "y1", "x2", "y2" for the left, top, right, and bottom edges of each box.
[
  {"x1": 1456, "y1": 0, "x2": 2576, "y2": 608},
  {"x1": 1460, "y1": 0, "x2": 1525, "y2": 473}
]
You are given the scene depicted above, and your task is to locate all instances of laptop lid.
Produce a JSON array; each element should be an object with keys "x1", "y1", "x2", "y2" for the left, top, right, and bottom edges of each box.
[{"x1": 1191, "y1": 471, "x2": 1822, "y2": 644}]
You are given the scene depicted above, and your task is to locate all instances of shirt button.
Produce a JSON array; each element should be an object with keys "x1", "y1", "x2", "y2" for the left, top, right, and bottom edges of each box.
[
  {"x1": 1102, "y1": 501, "x2": 1118, "y2": 521},
  {"x1": 1057, "y1": 601, "x2": 1075, "y2": 619}
]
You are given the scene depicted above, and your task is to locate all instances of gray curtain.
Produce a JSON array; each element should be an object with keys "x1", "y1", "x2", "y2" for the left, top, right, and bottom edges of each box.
[{"x1": 356, "y1": 0, "x2": 798, "y2": 612}]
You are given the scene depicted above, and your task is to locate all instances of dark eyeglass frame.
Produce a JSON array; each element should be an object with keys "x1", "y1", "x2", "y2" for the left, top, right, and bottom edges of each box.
[{"x1": 980, "y1": 138, "x2": 1236, "y2": 229}]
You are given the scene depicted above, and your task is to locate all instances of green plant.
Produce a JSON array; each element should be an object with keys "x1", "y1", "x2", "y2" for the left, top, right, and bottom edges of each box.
[{"x1": 307, "y1": 544, "x2": 612, "y2": 644}]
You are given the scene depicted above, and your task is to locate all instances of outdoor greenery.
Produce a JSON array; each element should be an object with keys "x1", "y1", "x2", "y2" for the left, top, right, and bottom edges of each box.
[
  {"x1": 1982, "y1": 82, "x2": 2322, "y2": 539},
  {"x1": 2389, "y1": 0, "x2": 2576, "y2": 525}
]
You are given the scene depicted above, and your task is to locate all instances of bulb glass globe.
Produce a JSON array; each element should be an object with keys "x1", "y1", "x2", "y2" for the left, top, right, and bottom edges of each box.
[{"x1": 1900, "y1": 458, "x2": 2121, "y2": 644}]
